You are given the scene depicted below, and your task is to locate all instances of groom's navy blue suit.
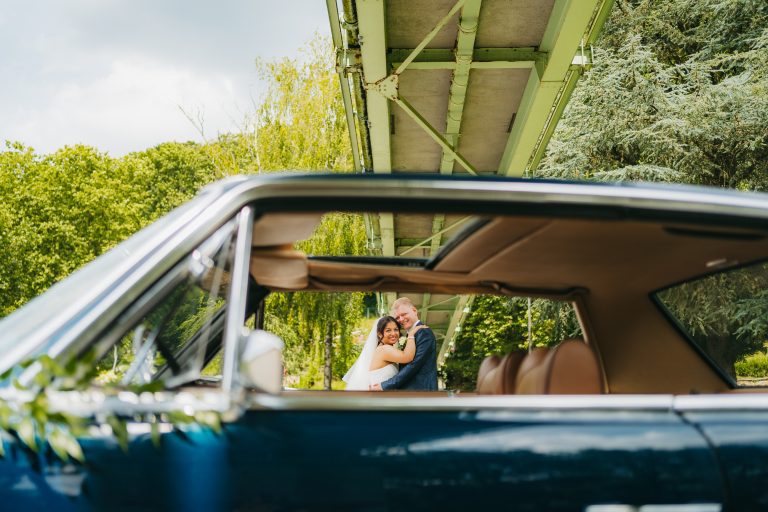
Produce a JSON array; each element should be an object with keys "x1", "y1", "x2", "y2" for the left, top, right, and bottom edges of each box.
[{"x1": 380, "y1": 321, "x2": 438, "y2": 390}]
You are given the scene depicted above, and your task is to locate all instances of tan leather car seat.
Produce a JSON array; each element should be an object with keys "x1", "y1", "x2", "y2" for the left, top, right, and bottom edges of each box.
[
  {"x1": 516, "y1": 338, "x2": 603, "y2": 394},
  {"x1": 476, "y1": 352, "x2": 525, "y2": 394},
  {"x1": 476, "y1": 355, "x2": 501, "y2": 393}
]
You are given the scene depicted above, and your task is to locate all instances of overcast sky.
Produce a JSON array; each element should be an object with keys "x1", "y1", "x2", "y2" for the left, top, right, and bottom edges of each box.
[{"x1": 0, "y1": 0, "x2": 330, "y2": 156}]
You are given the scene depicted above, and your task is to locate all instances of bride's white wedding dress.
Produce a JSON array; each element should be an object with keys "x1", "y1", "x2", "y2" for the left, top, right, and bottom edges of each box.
[
  {"x1": 343, "y1": 319, "x2": 400, "y2": 390},
  {"x1": 369, "y1": 363, "x2": 398, "y2": 386}
]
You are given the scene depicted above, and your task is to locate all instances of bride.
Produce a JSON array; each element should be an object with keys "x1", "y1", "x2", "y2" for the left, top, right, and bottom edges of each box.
[{"x1": 343, "y1": 316, "x2": 426, "y2": 390}]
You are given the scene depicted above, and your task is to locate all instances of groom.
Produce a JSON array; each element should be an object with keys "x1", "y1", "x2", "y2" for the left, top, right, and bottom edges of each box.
[{"x1": 371, "y1": 297, "x2": 438, "y2": 391}]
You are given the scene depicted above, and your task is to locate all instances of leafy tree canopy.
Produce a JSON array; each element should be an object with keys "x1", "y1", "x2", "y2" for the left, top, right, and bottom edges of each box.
[{"x1": 539, "y1": 0, "x2": 768, "y2": 189}]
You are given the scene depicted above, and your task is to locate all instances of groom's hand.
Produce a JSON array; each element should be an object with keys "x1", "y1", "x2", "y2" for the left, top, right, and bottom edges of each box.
[{"x1": 370, "y1": 383, "x2": 382, "y2": 391}]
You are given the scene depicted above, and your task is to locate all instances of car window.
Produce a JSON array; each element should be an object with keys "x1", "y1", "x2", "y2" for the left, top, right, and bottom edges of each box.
[
  {"x1": 92, "y1": 218, "x2": 238, "y2": 388},
  {"x1": 265, "y1": 291, "x2": 582, "y2": 392},
  {"x1": 655, "y1": 261, "x2": 768, "y2": 387}
]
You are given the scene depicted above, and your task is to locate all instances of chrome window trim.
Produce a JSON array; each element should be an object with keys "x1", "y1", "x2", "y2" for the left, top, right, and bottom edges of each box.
[
  {"x1": 222, "y1": 206, "x2": 254, "y2": 394},
  {"x1": 26, "y1": 389, "x2": 768, "y2": 418},
  {"x1": 674, "y1": 394, "x2": 768, "y2": 411},
  {"x1": 232, "y1": 176, "x2": 768, "y2": 222},
  {"x1": 247, "y1": 393, "x2": 676, "y2": 412}
]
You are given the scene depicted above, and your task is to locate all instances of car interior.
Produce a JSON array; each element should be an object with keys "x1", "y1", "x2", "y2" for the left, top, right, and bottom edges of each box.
[
  {"x1": 91, "y1": 203, "x2": 768, "y2": 398},
  {"x1": 249, "y1": 210, "x2": 768, "y2": 396}
]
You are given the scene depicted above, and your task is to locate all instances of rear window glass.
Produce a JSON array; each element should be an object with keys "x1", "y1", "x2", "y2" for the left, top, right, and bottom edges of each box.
[
  {"x1": 265, "y1": 292, "x2": 582, "y2": 392},
  {"x1": 655, "y1": 261, "x2": 768, "y2": 387}
]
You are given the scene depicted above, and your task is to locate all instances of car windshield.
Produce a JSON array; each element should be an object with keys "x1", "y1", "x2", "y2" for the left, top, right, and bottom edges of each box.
[
  {"x1": 91, "y1": 219, "x2": 238, "y2": 388},
  {"x1": 655, "y1": 260, "x2": 768, "y2": 386}
]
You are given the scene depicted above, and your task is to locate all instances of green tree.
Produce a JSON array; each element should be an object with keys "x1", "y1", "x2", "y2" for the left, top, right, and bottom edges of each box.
[
  {"x1": 0, "y1": 141, "x2": 221, "y2": 317},
  {"x1": 265, "y1": 213, "x2": 367, "y2": 389},
  {"x1": 442, "y1": 296, "x2": 581, "y2": 391},
  {"x1": 251, "y1": 36, "x2": 354, "y2": 173},
  {"x1": 658, "y1": 263, "x2": 768, "y2": 378},
  {"x1": 539, "y1": 0, "x2": 768, "y2": 189}
]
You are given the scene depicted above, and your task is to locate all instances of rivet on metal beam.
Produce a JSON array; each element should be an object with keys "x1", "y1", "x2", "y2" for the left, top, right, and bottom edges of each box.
[{"x1": 366, "y1": 74, "x2": 399, "y2": 101}]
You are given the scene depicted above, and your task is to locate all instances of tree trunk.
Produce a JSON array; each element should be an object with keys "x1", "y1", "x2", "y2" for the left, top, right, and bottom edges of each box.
[{"x1": 324, "y1": 324, "x2": 333, "y2": 390}]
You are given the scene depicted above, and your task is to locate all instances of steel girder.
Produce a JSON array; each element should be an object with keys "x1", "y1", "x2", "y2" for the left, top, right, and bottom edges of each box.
[{"x1": 328, "y1": 0, "x2": 615, "y2": 365}]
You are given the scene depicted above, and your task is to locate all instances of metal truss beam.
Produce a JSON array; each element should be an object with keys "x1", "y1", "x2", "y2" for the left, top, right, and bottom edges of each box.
[
  {"x1": 356, "y1": 0, "x2": 395, "y2": 266},
  {"x1": 392, "y1": 96, "x2": 477, "y2": 174},
  {"x1": 357, "y1": 0, "x2": 391, "y2": 175},
  {"x1": 389, "y1": 47, "x2": 546, "y2": 70},
  {"x1": 441, "y1": 0, "x2": 481, "y2": 174},
  {"x1": 393, "y1": 0, "x2": 467, "y2": 75},
  {"x1": 363, "y1": 0, "x2": 478, "y2": 176},
  {"x1": 326, "y1": 0, "x2": 362, "y2": 171},
  {"x1": 437, "y1": 295, "x2": 472, "y2": 366},
  {"x1": 497, "y1": 0, "x2": 614, "y2": 177}
]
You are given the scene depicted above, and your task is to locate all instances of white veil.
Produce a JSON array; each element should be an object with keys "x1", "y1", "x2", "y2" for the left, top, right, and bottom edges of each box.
[{"x1": 342, "y1": 318, "x2": 382, "y2": 390}]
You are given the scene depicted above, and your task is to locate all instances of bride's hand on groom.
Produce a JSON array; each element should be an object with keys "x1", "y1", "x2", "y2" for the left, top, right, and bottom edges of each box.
[
  {"x1": 369, "y1": 383, "x2": 382, "y2": 391},
  {"x1": 407, "y1": 324, "x2": 428, "y2": 338}
]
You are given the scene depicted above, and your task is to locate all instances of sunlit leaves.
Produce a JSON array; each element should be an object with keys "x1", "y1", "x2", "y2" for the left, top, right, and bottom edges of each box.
[
  {"x1": 539, "y1": 0, "x2": 768, "y2": 190},
  {"x1": 252, "y1": 37, "x2": 353, "y2": 173}
]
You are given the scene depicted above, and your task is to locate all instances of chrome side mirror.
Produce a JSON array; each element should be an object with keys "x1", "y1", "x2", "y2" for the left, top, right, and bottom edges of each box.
[{"x1": 240, "y1": 330, "x2": 284, "y2": 393}]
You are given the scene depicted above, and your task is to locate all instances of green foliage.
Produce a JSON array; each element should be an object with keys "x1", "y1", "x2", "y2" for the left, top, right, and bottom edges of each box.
[
  {"x1": 0, "y1": 350, "x2": 223, "y2": 463},
  {"x1": 442, "y1": 296, "x2": 581, "y2": 391},
  {"x1": 252, "y1": 36, "x2": 353, "y2": 172},
  {"x1": 0, "y1": 141, "x2": 222, "y2": 317},
  {"x1": 266, "y1": 213, "x2": 368, "y2": 388},
  {"x1": 0, "y1": 354, "x2": 94, "y2": 462},
  {"x1": 735, "y1": 350, "x2": 768, "y2": 379},
  {"x1": 658, "y1": 263, "x2": 768, "y2": 378},
  {"x1": 539, "y1": 0, "x2": 768, "y2": 190}
]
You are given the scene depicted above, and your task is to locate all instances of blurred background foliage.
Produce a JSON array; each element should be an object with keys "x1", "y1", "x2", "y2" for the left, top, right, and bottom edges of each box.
[{"x1": 2, "y1": 0, "x2": 767, "y2": 390}]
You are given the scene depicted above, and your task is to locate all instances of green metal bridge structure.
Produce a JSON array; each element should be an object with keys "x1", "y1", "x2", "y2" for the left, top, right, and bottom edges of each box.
[{"x1": 325, "y1": 0, "x2": 614, "y2": 367}]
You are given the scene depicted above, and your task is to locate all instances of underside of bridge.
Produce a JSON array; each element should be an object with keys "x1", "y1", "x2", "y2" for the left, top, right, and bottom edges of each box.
[{"x1": 326, "y1": 0, "x2": 613, "y2": 364}]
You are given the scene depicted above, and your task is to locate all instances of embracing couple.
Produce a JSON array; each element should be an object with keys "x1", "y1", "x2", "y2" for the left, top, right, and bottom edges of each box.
[{"x1": 343, "y1": 297, "x2": 438, "y2": 391}]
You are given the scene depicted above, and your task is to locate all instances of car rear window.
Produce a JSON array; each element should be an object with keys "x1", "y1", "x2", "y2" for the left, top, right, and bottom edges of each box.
[{"x1": 655, "y1": 261, "x2": 768, "y2": 387}]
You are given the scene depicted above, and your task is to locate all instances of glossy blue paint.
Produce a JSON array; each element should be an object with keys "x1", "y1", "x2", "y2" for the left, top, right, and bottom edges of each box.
[
  {"x1": 684, "y1": 411, "x2": 768, "y2": 511},
  {"x1": 0, "y1": 438, "x2": 78, "y2": 510},
  {"x1": 0, "y1": 407, "x2": 726, "y2": 511}
]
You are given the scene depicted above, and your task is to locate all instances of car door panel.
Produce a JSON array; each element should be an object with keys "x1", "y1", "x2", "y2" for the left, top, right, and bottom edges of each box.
[
  {"x1": 215, "y1": 407, "x2": 725, "y2": 511},
  {"x1": 682, "y1": 411, "x2": 768, "y2": 511},
  {"x1": 0, "y1": 403, "x2": 730, "y2": 510}
]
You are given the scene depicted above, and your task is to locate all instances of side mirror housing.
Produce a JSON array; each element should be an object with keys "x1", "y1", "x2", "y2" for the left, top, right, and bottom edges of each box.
[{"x1": 240, "y1": 330, "x2": 284, "y2": 393}]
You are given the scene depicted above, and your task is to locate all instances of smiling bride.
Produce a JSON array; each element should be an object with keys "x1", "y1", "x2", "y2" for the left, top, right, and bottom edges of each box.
[{"x1": 342, "y1": 316, "x2": 425, "y2": 390}]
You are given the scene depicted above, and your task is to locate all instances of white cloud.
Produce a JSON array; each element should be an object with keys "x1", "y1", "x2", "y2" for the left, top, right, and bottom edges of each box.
[
  {"x1": 0, "y1": 1, "x2": 329, "y2": 155},
  {"x1": 10, "y1": 58, "x2": 251, "y2": 155}
]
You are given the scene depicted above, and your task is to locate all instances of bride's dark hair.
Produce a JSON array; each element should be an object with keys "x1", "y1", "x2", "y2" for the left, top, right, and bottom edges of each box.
[{"x1": 376, "y1": 315, "x2": 400, "y2": 343}]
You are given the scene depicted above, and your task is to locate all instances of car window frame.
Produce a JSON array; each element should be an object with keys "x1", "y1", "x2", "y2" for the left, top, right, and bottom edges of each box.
[{"x1": 651, "y1": 256, "x2": 768, "y2": 389}]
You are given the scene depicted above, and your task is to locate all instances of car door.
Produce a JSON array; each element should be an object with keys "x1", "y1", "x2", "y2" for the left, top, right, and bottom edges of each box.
[
  {"x1": 677, "y1": 395, "x2": 768, "y2": 511},
  {"x1": 30, "y1": 395, "x2": 722, "y2": 511},
  {"x1": 210, "y1": 395, "x2": 726, "y2": 511}
]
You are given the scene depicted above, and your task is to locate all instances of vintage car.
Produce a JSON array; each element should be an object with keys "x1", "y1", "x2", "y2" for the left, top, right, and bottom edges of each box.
[{"x1": 1, "y1": 173, "x2": 767, "y2": 511}]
